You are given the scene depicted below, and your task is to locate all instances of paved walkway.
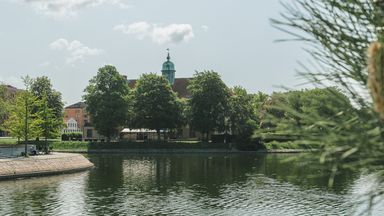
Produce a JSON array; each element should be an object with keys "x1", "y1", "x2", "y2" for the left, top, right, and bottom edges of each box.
[{"x1": 0, "y1": 153, "x2": 94, "y2": 180}]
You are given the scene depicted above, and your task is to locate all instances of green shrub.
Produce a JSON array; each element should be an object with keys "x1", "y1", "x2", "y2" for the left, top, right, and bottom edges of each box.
[{"x1": 61, "y1": 132, "x2": 82, "y2": 141}]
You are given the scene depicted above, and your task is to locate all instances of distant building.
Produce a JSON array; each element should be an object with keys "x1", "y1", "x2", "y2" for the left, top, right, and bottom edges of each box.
[
  {"x1": 124, "y1": 50, "x2": 199, "y2": 140},
  {"x1": 64, "y1": 50, "x2": 200, "y2": 141},
  {"x1": 127, "y1": 51, "x2": 191, "y2": 98},
  {"x1": 63, "y1": 102, "x2": 102, "y2": 140},
  {"x1": 2, "y1": 85, "x2": 19, "y2": 100},
  {"x1": 64, "y1": 102, "x2": 87, "y2": 130}
]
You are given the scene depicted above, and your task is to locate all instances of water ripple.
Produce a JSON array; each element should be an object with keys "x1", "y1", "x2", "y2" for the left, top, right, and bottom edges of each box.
[{"x1": 0, "y1": 154, "x2": 383, "y2": 215}]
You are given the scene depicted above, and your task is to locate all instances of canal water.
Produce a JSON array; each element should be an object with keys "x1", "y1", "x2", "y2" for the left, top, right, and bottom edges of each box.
[{"x1": 0, "y1": 153, "x2": 383, "y2": 215}]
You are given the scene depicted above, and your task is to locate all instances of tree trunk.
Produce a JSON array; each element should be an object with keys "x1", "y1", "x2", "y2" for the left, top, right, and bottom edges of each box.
[{"x1": 24, "y1": 96, "x2": 28, "y2": 157}]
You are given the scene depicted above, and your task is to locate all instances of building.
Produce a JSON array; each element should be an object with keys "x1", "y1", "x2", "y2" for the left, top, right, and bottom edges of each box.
[
  {"x1": 63, "y1": 102, "x2": 103, "y2": 141},
  {"x1": 62, "y1": 118, "x2": 82, "y2": 133},
  {"x1": 125, "y1": 50, "x2": 200, "y2": 140},
  {"x1": 64, "y1": 102, "x2": 87, "y2": 130},
  {"x1": 63, "y1": 50, "x2": 199, "y2": 141},
  {"x1": 127, "y1": 51, "x2": 191, "y2": 98},
  {"x1": 2, "y1": 85, "x2": 19, "y2": 100}
]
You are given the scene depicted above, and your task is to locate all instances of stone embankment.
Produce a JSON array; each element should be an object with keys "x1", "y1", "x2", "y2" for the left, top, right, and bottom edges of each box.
[{"x1": 0, "y1": 153, "x2": 94, "y2": 180}]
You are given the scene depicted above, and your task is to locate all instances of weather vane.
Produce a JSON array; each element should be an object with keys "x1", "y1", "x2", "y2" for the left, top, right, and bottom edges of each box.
[{"x1": 166, "y1": 48, "x2": 170, "y2": 60}]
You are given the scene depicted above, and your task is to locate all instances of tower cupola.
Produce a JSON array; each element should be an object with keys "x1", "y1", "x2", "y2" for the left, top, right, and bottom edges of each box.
[{"x1": 161, "y1": 49, "x2": 176, "y2": 85}]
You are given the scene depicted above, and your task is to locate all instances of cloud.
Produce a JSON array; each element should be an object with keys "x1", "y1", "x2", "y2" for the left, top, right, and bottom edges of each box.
[
  {"x1": 114, "y1": 22, "x2": 194, "y2": 44},
  {"x1": 152, "y1": 24, "x2": 194, "y2": 44},
  {"x1": 113, "y1": 22, "x2": 151, "y2": 40},
  {"x1": 201, "y1": 25, "x2": 209, "y2": 32},
  {"x1": 14, "y1": 0, "x2": 130, "y2": 18},
  {"x1": 50, "y1": 38, "x2": 102, "y2": 64}
]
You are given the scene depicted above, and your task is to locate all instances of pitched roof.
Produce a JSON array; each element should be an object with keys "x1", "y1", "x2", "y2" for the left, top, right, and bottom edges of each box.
[
  {"x1": 128, "y1": 77, "x2": 191, "y2": 98},
  {"x1": 65, "y1": 101, "x2": 86, "y2": 109},
  {"x1": 172, "y1": 78, "x2": 191, "y2": 98}
]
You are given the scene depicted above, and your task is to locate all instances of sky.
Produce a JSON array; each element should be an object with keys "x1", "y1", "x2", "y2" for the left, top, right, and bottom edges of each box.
[{"x1": 0, "y1": 0, "x2": 309, "y2": 106}]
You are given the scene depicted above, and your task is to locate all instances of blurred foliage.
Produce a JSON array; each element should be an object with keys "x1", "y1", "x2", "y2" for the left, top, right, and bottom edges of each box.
[{"x1": 271, "y1": 0, "x2": 384, "y2": 211}]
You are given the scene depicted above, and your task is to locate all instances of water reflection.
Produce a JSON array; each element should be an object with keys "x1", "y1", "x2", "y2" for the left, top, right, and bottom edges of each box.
[{"x1": 0, "y1": 153, "x2": 382, "y2": 215}]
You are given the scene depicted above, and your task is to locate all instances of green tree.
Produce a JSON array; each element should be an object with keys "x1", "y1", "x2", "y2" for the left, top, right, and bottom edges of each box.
[
  {"x1": 4, "y1": 76, "x2": 40, "y2": 156},
  {"x1": 257, "y1": 88, "x2": 356, "y2": 146},
  {"x1": 188, "y1": 71, "x2": 230, "y2": 141},
  {"x1": 251, "y1": 91, "x2": 269, "y2": 128},
  {"x1": 34, "y1": 95, "x2": 63, "y2": 153},
  {"x1": 30, "y1": 76, "x2": 64, "y2": 140},
  {"x1": 5, "y1": 91, "x2": 35, "y2": 140},
  {"x1": 30, "y1": 76, "x2": 64, "y2": 121},
  {"x1": 132, "y1": 73, "x2": 183, "y2": 140},
  {"x1": 83, "y1": 65, "x2": 130, "y2": 141},
  {"x1": 228, "y1": 86, "x2": 256, "y2": 141}
]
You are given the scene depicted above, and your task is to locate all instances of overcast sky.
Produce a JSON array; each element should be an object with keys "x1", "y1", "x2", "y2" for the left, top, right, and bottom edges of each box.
[{"x1": 0, "y1": 0, "x2": 309, "y2": 105}]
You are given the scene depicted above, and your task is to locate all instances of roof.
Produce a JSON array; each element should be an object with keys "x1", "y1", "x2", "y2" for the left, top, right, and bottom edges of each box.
[
  {"x1": 65, "y1": 101, "x2": 86, "y2": 109},
  {"x1": 172, "y1": 78, "x2": 191, "y2": 98},
  {"x1": 1, "y1": 84, "x2": 21, "y2": 99},
  {"x1": 127, "y1": 77, "x2": 191, "y2": 98},
  {"x1": 1, "y1": 84, "x2": 19, "y2": 92},
  {"x1": 4, "y1": 85, "x2": 18, "y2": 90}
]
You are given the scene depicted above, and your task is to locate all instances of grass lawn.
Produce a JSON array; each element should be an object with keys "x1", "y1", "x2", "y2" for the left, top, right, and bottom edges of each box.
[{"x1": 0, "y1": 137, "x2": 18, "y2": 145}]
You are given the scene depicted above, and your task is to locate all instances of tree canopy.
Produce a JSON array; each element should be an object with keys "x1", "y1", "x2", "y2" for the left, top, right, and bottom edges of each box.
[
  {"x1": 187, "y1": 71, "x2": 230, "y2": 140},
  {"x1": 30, "y1": 76, "x2": 64, "y2": 120},
  {"x1": 30, "y1": 76, "x2": 64, "y2": 139},
  {"x1": 83, "y1": 65, "x2": 130, "y2": 141},
  {"x1": 4, "y1": 77, "x2": 40, "y2": 146},
  {"x1": 228, "y1": 86, "x2": 257, "y2": 142},
  {"x1": 132, "y1": 73, "x2": 183, "y2": 140}
]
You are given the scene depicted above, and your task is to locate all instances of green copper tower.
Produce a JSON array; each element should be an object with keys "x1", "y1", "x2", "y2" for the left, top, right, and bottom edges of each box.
[{"x1": 161, "y1": 49, "x2": 176, "y2": 85}]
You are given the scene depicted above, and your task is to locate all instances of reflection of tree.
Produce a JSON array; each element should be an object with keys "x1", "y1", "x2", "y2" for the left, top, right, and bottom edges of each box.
[
  {"x1": 166, "y1": 155, "x2": 255, "y2": 197},
  {"x1": 164, "y1": 154, "x2": 357, "y2": 195},
  {"x1": 83, "y1": 153, "x2": 359, "y2": 211},
  {"x1": 85, "y1": 154, "x2": 124, "y2": 214}
]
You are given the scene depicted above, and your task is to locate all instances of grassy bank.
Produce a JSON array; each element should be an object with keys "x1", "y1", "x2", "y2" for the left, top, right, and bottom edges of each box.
[
  {"x1": 51, "y1": 141, "x2": 233, "y2": 150},
  {"x1": 0, "y1": 138, "x2": 318, "y2": 151},
  {"x1": 0, "y1": 138, "x2": 18, "y2": 145}
]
